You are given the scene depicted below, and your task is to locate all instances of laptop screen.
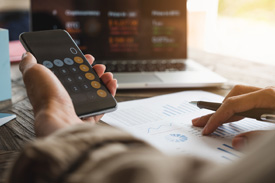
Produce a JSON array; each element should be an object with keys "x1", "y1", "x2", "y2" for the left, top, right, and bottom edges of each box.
[{"x1": 31, "y1": 0, "x2": 187, "y2": 61}]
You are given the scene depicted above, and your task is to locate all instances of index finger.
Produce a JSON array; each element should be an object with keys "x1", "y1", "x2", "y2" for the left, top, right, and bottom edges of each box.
[{"x1": 202, "y1": 88, "x2": 275, "y2": 135}]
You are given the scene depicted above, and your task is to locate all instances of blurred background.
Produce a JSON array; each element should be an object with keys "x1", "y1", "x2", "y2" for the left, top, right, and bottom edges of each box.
[
  {"x1": 188, "y1": 0, "x2": 275, "y2": 66},
  {"x1": 0, "y1": 0, "x2": 30, "y2": 40},
  {"x1": 1, "y1": 0, "x2": 275, "y2": 65}
]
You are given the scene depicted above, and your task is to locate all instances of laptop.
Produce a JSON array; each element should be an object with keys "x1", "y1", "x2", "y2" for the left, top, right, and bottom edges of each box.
[{"x1": 30, "y1": 0, "x2": 226, "y2": 89}]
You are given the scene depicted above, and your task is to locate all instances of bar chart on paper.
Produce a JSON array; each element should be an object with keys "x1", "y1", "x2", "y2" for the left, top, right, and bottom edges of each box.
[
  {"x1": 102, "y1": 91, "x2": 275, "y2": 163},
  {"x1": 162, "y1": 102, "x2": 200, "y2": 117}
]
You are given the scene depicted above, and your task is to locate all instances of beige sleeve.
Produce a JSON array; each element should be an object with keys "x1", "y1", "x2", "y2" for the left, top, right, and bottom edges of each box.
[
  {"x1": 7, "y1": 123, "x2": 215, "y2": 183},
  {"x1": 202, "y1": 131, "x2": 275, "y2": 183},
  {"x1": 7, "y1": 123, "x2": 275, "y2": 183}
]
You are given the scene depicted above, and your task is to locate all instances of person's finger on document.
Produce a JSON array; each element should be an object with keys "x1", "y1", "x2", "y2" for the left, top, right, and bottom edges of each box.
[
  {"x1": 192, "y1": 114, "x2": 212, "y2": 127},
  {"x1": 192, "y1": 85, "x2": 259, "y2": 129},
  {"x1": 202, "y1": 88, "x2": 275, "y2": 135},
  {"x1": 202, "y1": 93, "x2": 258, "y2": 135},
  {"x1": 192, "y1": 114, "x2": 243, "y2": 127}
]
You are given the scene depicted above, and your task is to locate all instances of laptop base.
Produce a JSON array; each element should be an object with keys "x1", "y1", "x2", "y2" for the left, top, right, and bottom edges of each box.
[{"x1": 114, "y1": 60, "x2": 227, "y2": 89}]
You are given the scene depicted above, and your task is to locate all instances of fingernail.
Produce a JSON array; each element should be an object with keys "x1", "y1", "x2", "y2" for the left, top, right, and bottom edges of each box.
[
  {"x1": 192, "y1": 117, "x2": 200, "y2": 124},
  {"x1": 233, "y1": 137, "x2": 247, "y2": 150},
  {"x1": 192, "y1": 117, "x2": 201, "y2": 125},
  {"x1": 202, "y1": 126, "x2": 209, "y2": 135},
  {"x1": 21, "y1": 52, "x2": 27, "y2": 59}
]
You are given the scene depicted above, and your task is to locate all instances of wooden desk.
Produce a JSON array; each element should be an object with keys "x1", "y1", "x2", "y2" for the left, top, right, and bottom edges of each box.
[{"x1": 0, "y1": 49, "x2": 274, "y2": 181}]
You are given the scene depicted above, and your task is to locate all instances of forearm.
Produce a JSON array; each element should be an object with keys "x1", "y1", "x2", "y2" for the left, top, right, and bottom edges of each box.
[{"x1": 8, "y1": 124, "x2": 216, "y2": 183}]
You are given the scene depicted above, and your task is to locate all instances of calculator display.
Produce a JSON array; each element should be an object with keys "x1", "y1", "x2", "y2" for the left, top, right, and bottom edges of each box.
[{"x1": 20, "y1": 30, "x2": 117, "y2": 117}]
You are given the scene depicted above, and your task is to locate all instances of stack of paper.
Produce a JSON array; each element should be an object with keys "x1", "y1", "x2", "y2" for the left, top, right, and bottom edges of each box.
[
  {"x1": 102, "y1": 91, "x2": 275, "y2": 163},
  {"x1": 0, "y1": 113, "x2": 16, "y2": 126}
]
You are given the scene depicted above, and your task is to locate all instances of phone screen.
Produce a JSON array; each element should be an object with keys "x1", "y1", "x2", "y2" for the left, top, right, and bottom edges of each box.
[{"x1": 20, "y1": 30, "x2": 117, "y2": 117}]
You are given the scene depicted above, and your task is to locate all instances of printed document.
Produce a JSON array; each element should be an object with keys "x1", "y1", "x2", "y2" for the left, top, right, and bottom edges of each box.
[
  {"x1": 0, "y1": 113, "x2": 16, "y2": 126},
  {"x1": 102, "y1": 91, "x2": 275, "y2": 163}
]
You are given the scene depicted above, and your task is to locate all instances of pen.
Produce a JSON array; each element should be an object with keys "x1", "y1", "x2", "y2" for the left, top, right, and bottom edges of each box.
[{"x1": 190, "y1": 101, "x2": 275, "y2": 123}]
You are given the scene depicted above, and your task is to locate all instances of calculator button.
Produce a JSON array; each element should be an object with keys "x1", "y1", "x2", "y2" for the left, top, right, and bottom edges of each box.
[
  {"x1": 70, "y1": 66, "x2": 79, "y2": 73},
  {"x1": 76, "y1": 75, "x2": 84, "y2": 82},
  {"x1": 43, "y1": 61, "x2": 53, "y2": 69},
  {"x1": 91, "y1": 81, "x2": 101, "y2": 89},
  {"x1": 64, "y1": 58, "x2": 74, "y2": 65},
  {"x1": 65, "y1": 77, "x2": 74, "y2": 83},
  {"x1": 97, "y1": 89, "x2": 107, "y2": 98},
  {"x1": 74, "y1": 56, "x2": 84, "y2": 64},
  {"x1": 71, "y1": 86, "x2": 80, "y2": 93},
  {"x1": 70, "y1": 47, "x2": 78, "y2": 54},
  {"x1": 72, "y1": 94, "x2": 86, "y2": 103},
  {"x1": 82, "y1": 84, "x2": 90, "y2": 90},
  {"x1": 59, "y1": 68, "x2": 69, "y2": 75},
  {"x1": 85, "y1": 73, "x2": 95, "y2": 80},
  {"x1": 79, "y1": 64, "x2": 89, "y2": 72},
  {"x1": 54, "y1": 59, "x2": 64, "y2": 67},
  {"x1": 87, "y1": 93, "x2": 95, "y2": 101}
]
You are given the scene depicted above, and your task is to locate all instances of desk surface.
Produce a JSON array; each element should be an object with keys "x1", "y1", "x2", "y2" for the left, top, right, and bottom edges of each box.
[{"x1": 0, "y1": 49, "x2": 274, "y2": 181}]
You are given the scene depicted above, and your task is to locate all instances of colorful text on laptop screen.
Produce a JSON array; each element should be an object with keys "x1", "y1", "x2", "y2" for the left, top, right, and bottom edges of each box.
[{"x1": 31, "y1": 0, "x2": 187, "y2": 60}]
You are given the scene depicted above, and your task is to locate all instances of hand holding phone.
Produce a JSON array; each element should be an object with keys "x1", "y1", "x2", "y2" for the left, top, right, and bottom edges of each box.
[{"x1": 20, "y1": 30, "x2": 117, "y2": 118}]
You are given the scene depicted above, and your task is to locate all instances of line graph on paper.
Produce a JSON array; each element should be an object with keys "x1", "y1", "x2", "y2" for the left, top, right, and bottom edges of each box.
[
  {"x1": 147, "y1": 123, "x2": 173, "y2": 134},
  {"x1": 103, "y1": 91, "x2": 275, "y2": 163}
]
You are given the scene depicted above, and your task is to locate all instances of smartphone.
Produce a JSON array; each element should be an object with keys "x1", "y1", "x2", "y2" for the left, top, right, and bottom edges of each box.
[{"x1": 20, "y1": 30, "x2": 117, "y2": 118}]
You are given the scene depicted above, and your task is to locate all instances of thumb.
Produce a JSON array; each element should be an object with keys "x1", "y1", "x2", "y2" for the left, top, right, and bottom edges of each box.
[
  {"x1": 19, "y1": 52, "x2": 37, "y2": 74},
  {"x1": 232, "y1": 130, "x2": 273, "y2": 151}
]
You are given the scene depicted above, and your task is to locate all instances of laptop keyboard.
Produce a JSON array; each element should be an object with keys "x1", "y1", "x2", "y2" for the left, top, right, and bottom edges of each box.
[{"x1": 96, "y1": 60, "x2": 187, "y2": 72}]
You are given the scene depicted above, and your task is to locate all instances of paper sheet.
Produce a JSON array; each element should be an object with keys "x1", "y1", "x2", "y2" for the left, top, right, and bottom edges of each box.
[
  {"x1": 0, "y1": 113, "x2": 16, "y2": 126},
  {"x1": 102, "y1": 91, "x2": 275, "y2": 163}
]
